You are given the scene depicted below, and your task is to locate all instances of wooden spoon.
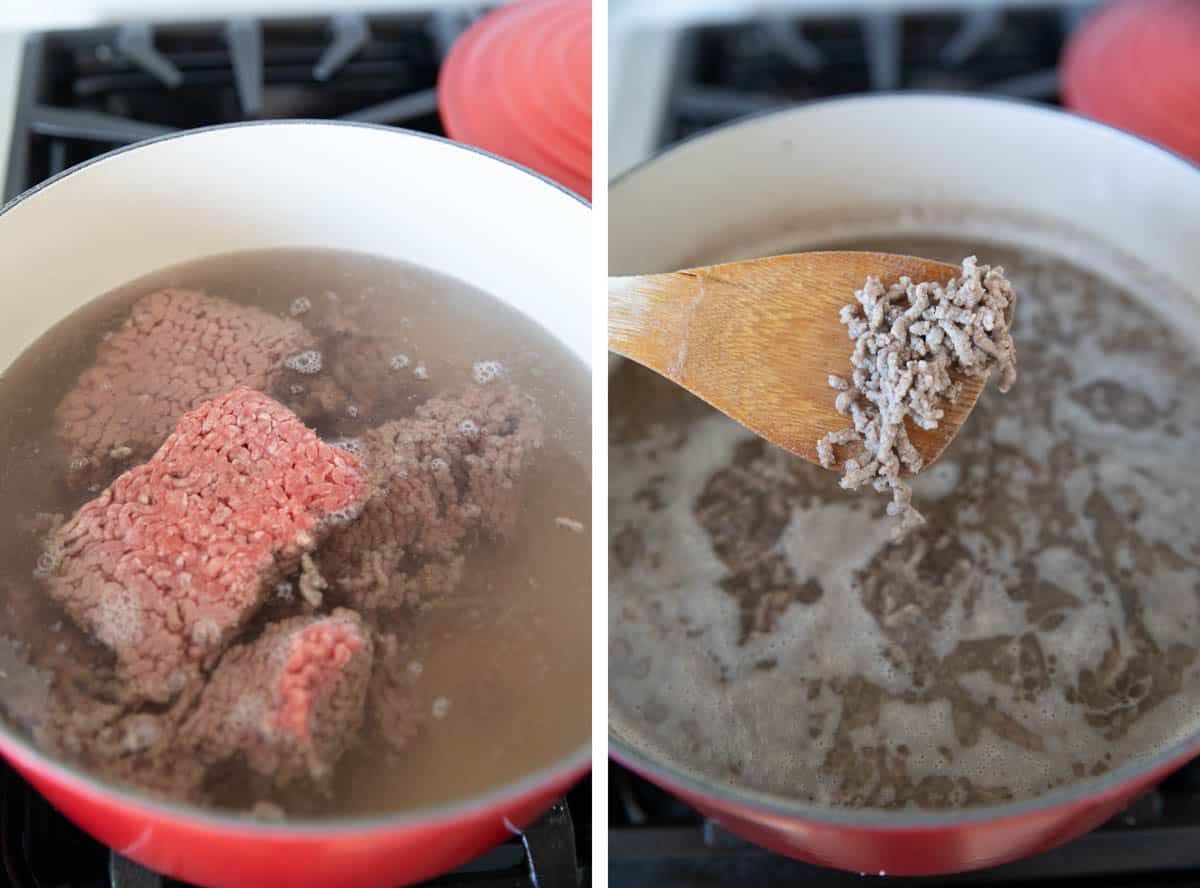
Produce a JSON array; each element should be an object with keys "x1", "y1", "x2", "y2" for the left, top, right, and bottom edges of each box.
[{"x1": 608, "y1": 251, "x2": 984, "y2": 474}]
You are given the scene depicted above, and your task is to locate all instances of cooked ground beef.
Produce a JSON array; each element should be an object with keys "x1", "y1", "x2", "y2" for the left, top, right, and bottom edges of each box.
[
  {"x1": 818, "y1": 256, "x2": 1018, "y2": 534},
  {"x1": 38, "y1": 388, "x2": 368, "y2": 702},
  {"x1": 318, "y1": 384, "x2": 543, "y2": 611}
]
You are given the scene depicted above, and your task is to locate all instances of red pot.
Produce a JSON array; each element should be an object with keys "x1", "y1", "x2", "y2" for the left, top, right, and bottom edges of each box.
[
  {"x1": 8, "y1": 734, "x2": 586, "y2": 888},
  {"x1": 609, "y1": 94, "x2": 1200, "y2": 877},
  {"x1": 0, "y1": 121, "x2": 591, "y2": 888}
]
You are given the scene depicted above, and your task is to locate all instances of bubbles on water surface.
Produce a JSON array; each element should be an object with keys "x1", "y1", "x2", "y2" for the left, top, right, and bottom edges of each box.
[
  {"x1": 330, "y1": 438, "x2": 363, "y2": 458},
  {"x1": 285, "y1": 350, "x2": 322, "y2": 375},
  {"x1": 473, "y1": 360, "x2": 505, "y2": 385}
]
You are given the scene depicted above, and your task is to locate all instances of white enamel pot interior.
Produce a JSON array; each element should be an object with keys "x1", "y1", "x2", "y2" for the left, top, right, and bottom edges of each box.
[
  {"x1": 0, "y1": 121, "x2": 591, "y2": 372},
  {"x1": 0, "y1": 121, "x2": 590, "y2": 888},
  {"x1": 609, "y1": 94, "x2": 1200, "y2": 871}
]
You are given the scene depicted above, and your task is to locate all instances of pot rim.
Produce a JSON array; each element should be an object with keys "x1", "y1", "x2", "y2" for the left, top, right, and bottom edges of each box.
[
  {"x1": 3, "y1": 118, "x2": 591, "y2": 213},
  {"x1": 0, "y1": 118, "x2": 591, "y2": 835},
  {"x1": 609, "y1": 91, "x2": 1199, "y2": 190},
  {"x1": 609, "y1": 92, "x2": 1200, "y2": 830}
]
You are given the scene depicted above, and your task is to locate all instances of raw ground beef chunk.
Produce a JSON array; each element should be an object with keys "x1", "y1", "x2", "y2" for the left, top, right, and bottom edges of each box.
[
  {"x1": 183, "y1": 608, "x2": 373, "y2": 789},
  {"x1": 22, "y1": 607, "x2": 375, "y2": 802},
  {"x1": 54, "y1": 289, "x2": 318, "y2": 484},
  {"x1": 317, "y1": 384, "x2": 543, "y2": 611},
  {"x1": 37, "y1": 388, "x2": 368, "y2": 703}
]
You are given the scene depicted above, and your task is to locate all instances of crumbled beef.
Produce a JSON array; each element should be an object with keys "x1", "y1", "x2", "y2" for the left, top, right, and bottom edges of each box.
[
  {"x1": 183, "y1": 609, "x2": 373, "y2": 789},
  {"x1": 317, "y1": 385, "x2": 542, "y2": 611},
  {"x1": 297, "y1": 553, "x2": 328, "y2": 608},
  {"x1": 38, "y1": 388, "x2": 368, "y2": 702},
  {"x1": 54, "y1": 289, "x2": 329, "y2": 485},
  {"x1": 818, "y1": 256, "x2": 1018, "y2": 535}
]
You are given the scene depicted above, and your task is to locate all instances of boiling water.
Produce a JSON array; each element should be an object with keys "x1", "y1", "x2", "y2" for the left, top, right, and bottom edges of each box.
[
  {"x1": 0, "y1": 248, "x2": 590, "y2": 816},
  {"x1": 610, "y1": 236, "x2": 1200, "y2": 809}
]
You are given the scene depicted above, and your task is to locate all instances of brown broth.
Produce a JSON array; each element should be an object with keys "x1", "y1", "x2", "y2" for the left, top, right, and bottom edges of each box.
[{"x1": 0, "y1": 248, "x2": 590, "y2": 818}]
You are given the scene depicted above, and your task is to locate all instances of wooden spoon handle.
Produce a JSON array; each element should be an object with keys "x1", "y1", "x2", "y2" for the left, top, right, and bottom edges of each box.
[{"x1": 608, "y1": 272, "x2": 702, "y2": 382}]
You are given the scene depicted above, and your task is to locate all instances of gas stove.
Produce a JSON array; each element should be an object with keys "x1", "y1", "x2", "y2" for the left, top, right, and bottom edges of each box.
[
  {"x1": 0, "y1": 10, "x2": 588, "y2": 888},
  {"x1": 607, "y1": 2, "x2": 1200, "y2": 884},
  {"x1": 608, "y1": 0, "x2": 1100, "y2": 176},
  {"x1": 3, "y1": 8, "x2": 489, "y2": 201}
]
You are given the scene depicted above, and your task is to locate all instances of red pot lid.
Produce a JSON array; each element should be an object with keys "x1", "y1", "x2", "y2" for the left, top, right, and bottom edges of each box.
[
  {"x1": 439, "y1": 0, "x2": 591, "y2": 200},
  {"x1": 1061, "y1": 0, "x2": 1200, "y2": 165}
]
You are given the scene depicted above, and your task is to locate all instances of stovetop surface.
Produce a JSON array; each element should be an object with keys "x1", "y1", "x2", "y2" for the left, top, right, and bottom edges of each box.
[
  {"x1": 0, "y1": 10, "x2": 589, "y2": 888},
  {"x1": 655, "y1": 3, "x2": 1088, "y2": 149},
  {"x1": 610, "y1": 3, "x2": 1200, "y2": 885},
  {"x1": 4, "y1": 8, "x2": 489, "y2": 201}
]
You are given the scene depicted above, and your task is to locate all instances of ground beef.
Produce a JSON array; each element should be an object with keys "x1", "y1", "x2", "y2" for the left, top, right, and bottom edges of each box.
[
  {"x1": 24, "y1": 608, "x2": 373, "y2": 803},
  {"x1": 38, "y1": 388, "x2": 368, "y2": 702},
  {"x1": 362, "y1": 630, "x2": 424, "y2": 766},
  {"x1": 54, "y1": 289, "x2": 321, "y2": 484},
  {"x1": 183, "y1": 609, "x2": 373, "y2": 789},
  {"x1": 318, "y1": 385, "x2": 542, "y2": 611},
  {"x1": 281, "y1": 296, "x2": 411, "y2": 423},
  {"x1": 325, "y1": 331, "x2": 401, "y2": 416},
  {"x1": 818, "y1": 256, "x2": 1018, "y2": 534},
  {"x1": 42, "y1": 679, "x2": 210, "y2": 801}
]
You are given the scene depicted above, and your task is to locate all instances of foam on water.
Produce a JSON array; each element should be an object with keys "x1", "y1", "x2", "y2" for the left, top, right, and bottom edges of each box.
[
  {"x1": 285, "y1": 350, "x2": 322, "y2": 375},
  {"x1": 473, "y1": 360, "x2": 505, "y2": 385}
]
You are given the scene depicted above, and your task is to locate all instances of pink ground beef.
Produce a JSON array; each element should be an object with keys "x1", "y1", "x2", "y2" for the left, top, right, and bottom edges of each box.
[
  {"x1": 38, "y1": 388, "x2": 368, "y2": 702},
  {"x1": 317, "y1": 384, "x2": 543, "y2": 611},
  {"x1": 183, "y1": 609, "x2": 373, "y2": 789},
  {"x1": 54, "y1": 289, "x2": 322, "y2": 484}
]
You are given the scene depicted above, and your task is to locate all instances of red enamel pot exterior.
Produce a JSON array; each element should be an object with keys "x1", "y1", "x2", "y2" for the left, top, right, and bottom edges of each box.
[
  {"x1": 6, "y1": 735, "x2": 586, "y2": 888},
  {"x1": 614, "y1": 744, "x2": 1197, "y2": 875}
]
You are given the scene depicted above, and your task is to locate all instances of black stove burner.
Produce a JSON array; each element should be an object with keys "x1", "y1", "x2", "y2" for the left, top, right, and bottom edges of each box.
[
  {"x1": 657, "y1": 4, "x2": 1093, "y2": 147},
  {"x1": 4, "y1": 9, "x2": 491, "y2": 201},
  {"x1": 1, "y1": 760, "x2": 589, "y2": 888},
  {"x1": 610, "y1": 762, "x2": 1200, "y2": 887}
]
